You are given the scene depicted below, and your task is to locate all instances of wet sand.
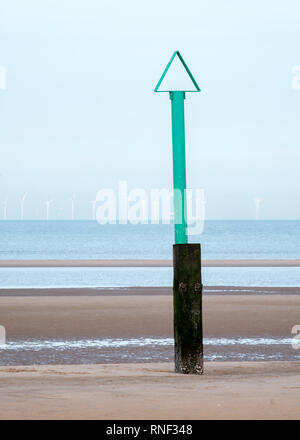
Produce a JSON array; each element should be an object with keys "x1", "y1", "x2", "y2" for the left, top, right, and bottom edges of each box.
[
  {"x1": 1, "y1": 287, "x2": 300, "y2": 365},
  {"x1": 1, "y1": 288, "x2": 300, "y2": 339},
  {"x1": 0, "y1": 362, "x2": 299, "y2": 419}
]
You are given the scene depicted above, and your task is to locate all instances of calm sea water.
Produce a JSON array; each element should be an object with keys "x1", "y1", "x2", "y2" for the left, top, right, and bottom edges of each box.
[
  {"x1": 1, "y1": 220, "x2": 300, "y2": 260},
  {"x1": 0, "y1": 220, "x2": 299, "y2": 288},
  {"x1": 0, "y1": 267, "x2": 299, "y2": 288}
]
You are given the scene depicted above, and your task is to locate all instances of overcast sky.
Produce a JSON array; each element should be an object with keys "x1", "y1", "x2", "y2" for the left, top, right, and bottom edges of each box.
[{"x1": 0, "y1": 0, "x2": 299, "y2": 219}]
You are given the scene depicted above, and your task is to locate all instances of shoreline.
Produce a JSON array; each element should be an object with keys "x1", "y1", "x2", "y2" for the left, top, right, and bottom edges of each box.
[
  {"x1": 1, "y1": 289, "x2": 299, "y2": 339},
  {"x1": 1, "y1": 286, "x2": 299, "y2": 366},
  {"x1": 0, "y1": 285, "x2": 300, "y2": 296},
  {"x1": 0, "y1": 259, "x2": 300, "y2": 267}
]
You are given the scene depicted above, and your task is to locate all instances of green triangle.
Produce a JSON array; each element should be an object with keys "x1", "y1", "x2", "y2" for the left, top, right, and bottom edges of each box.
[{"x1": 154, "y1": 51, "x2": 200, "y2": 93}]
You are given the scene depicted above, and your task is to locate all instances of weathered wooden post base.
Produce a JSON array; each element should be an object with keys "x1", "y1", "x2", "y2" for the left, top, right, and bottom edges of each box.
[{"x1": 173, "y1": 243, "x2": 203, "y2": 374}]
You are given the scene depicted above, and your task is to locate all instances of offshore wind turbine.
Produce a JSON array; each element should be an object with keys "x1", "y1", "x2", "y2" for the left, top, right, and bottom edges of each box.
[
  {"x1": 2, "y1": 199, "x2": 7, "y2": 220},
  {"x1": 254, "y1": 197, "x2": 262, "y2": 220},
  {"x1": 45, "y1": 200, "x2": 53, "y2": 220},
  {"x1": 70, "y1": 195, "x2": 75, "y2": 220},
  {"x1": 20, "y1": 192, "x2": 27, "y2": 220}
]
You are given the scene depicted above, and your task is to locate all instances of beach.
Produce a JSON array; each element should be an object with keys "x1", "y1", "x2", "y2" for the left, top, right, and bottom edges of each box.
[
  {"x1": 1, "y1": 287, "x2": 300, "y2": 340},
  {"x1": 2, "y1": 0, "x2": 300, "y2": 421},
  {"x1": 0, "y1": 286, "x2": 300, "y2": 419},
  {"x1": 0, "y1": 361, "x2": 299, "y2": 420}
]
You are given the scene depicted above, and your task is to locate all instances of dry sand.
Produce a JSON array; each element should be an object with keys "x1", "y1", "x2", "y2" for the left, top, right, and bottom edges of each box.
[{"x1": 0, "y1": 362, "x2": 299, "y2": 419}]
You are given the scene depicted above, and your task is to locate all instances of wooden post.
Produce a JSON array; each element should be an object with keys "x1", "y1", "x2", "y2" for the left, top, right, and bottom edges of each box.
[{"x1": 173, "y1": 243, "x2": 203, "y2": 374}]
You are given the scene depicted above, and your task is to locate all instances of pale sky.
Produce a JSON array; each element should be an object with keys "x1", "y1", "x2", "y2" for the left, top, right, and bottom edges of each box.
[{"x1": 0, "y1": 0, "x2": 299, "y2": 219}]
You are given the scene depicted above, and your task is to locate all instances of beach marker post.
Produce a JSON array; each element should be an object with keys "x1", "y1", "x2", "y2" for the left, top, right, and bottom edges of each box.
[{"x1": 155, "y1": 51, "x2": 203, "y2": 374}]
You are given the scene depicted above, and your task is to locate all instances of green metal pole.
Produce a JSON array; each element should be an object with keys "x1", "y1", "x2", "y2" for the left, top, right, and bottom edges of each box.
[{"x1": 170, "y1": 91, "x2": 188, "y2": 244}]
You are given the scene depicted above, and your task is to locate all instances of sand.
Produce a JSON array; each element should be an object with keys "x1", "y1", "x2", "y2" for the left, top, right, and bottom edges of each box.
[
  {"x1": 0, "y1": 288, "x2": 300, "y2": 339},
  {"x1": 0, "y1": 362, "x2": 299, "y2": 419},
  {"x1": 0, "y1": 287, "x2": 300, "y2": 419},
  {"x1": 0, "y1": 259, "x2": 300, "y2": 267}
]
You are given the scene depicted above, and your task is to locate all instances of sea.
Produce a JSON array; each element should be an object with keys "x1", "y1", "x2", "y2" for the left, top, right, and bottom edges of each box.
[
  {"x1": 0, "y1": 220, "x2": 299, "y2": 288},
  {"x1": 1, "y1": 220, "x2": 300, "y2": 364}
]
